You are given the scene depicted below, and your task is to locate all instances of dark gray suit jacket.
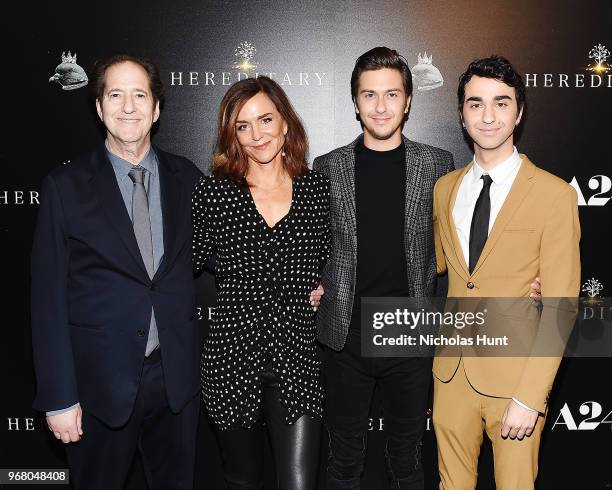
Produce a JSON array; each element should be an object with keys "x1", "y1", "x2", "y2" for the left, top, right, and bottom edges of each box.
[{"x1": 313, "y1": 135, "x2": 454, "y2": 351}]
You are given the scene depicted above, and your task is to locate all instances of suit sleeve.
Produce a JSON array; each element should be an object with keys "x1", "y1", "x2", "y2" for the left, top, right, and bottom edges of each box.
[
  {"x1": 318, "y1": 177, "x2": 331, "y2": 278},
  {"x1": 433, "y1": 179, "x2": 447, "y2": 275},
  {"x1": 31, "y1": 175, "x2": 79, "y2": 412},
  {"x1": 192, "y1": 176, "x2": 216, "y2": 276},
  {"x1": 432, "y1": 151, "x2": 453, "y2": 276},
  {"x1": 513, "y1": 184, "x2": 581, "y2": 412},
  {"x1": 539, "y1": 184, "x2": 581, "y2": 297}
]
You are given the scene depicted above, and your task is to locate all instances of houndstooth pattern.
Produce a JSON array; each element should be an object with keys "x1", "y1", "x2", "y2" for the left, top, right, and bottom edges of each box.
[{"x1": 313, "y1": 135, "x2": 454, "y2": 351}]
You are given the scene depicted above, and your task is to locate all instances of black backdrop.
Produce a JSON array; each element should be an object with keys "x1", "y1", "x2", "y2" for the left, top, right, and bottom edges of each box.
[{"x1": 2, "y1": 1, "x2": 612, "y2": 488}]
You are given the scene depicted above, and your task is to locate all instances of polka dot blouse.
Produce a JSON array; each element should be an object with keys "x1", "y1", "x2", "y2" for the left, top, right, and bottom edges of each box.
[{"x1": 192, "y1": 169, "x2": 331, "y2": 430}]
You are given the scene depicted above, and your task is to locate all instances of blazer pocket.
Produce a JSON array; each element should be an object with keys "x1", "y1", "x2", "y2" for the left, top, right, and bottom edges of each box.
[{"x1": 503, "y1": 228, "x2": 536, "y2": 234}]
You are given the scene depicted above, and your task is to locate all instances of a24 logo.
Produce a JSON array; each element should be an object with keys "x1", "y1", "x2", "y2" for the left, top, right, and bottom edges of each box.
[
  {"x1": 569, "y1": 175, "x2": 611, "y2": 206},
  {"x1": 552, "y1": 401, "x2": 612, "y2": 430}
]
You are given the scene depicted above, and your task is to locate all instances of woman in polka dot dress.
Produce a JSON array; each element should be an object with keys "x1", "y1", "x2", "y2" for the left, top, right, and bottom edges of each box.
[{"x1": 192, "y1": 76, "x2": 330, "y2": 489}]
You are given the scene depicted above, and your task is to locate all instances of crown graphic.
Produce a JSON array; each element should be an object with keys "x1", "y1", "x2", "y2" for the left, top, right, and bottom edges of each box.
[
  {"x1": 417, "y1": 52, "x2": 433, "y2": 65},
  {"x1": 61, "y1": 51, "x2": 77, "y2": 64}
]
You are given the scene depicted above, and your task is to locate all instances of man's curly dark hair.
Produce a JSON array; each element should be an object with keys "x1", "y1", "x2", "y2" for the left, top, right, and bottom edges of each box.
[{"x1": 457, "y1": 56, "x2": 525, "y2": 113}]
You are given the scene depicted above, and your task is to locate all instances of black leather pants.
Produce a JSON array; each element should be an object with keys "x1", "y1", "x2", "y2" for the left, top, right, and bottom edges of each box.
[{"x1": 215, "y1": 370, "x2": 321, "y2": 490}]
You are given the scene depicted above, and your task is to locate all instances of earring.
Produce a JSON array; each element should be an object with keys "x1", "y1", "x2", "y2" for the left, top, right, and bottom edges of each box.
[{"x1": 281, "y1": 149, "x2": 286, "y2": 157}]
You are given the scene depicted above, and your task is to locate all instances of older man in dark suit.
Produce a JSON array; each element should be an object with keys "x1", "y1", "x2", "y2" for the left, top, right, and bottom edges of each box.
[{"x1": 31, "y1": 54, "x2": 202, "y2": 490}]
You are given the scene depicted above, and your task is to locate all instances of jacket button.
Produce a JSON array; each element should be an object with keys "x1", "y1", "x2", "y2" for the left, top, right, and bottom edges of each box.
[
  {"x1": 467, "y1": 282, "x2": 475, "y2": 289},
  {"x1": 137, "y1": 329, "x2": 146, "y2": 337},
  {"x1": 149, "y1": 283, "x2": 156, "y2": 291}
]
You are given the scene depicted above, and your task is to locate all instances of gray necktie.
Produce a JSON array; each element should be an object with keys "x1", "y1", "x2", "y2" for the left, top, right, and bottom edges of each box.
[{"x1": 129, "y1": 166, "x2": 159, "y2": 355}]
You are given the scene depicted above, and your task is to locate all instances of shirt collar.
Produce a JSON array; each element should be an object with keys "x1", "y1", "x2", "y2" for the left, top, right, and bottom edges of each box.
[
  {"x1": 471, "y1": 147, "x2": 521, "y2": 185},
  {"x1": 106, "y1": 142, "x2": 158, "y2": 179}
]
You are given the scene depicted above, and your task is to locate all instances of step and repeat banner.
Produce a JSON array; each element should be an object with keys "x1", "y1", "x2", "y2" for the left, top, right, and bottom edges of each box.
[{"x1": 2, "y1": 0, "x2": 611, "y2": 488}]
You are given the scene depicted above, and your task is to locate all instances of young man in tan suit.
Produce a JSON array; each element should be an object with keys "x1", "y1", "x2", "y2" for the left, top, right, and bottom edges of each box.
[{"x1": 431, "y1": 56, "x2": 581, "y2": 489}]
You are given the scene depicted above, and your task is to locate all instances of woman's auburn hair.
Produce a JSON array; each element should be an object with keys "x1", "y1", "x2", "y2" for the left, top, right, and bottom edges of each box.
[{"x1": 211, "y1": 76, "x2": 309, "y2": 188}]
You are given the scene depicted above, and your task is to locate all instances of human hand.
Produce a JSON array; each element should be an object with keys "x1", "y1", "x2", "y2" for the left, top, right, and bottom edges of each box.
[
  {"x1": 309, "y1": 283, "x2": 324, "y2": 311},
  {"x1": 47, "y1": 405, "x2": 83, "y2": 443},
  {"x1": 501, "y1": 399, "x2": 539, "y2": 440},
  {"x1": 529, "y1": 276, "x2": 541, "y2": 301}
]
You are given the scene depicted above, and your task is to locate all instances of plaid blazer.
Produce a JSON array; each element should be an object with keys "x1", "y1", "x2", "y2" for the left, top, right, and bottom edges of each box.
[{"x1": 313, "y1": 135, "x2": 454, "y2": 351}]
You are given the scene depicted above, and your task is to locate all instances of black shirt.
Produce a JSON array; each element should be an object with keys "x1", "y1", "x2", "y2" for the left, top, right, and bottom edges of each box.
[{"x1": 353, "y1": 139, "x2": 410, "y2": 326}]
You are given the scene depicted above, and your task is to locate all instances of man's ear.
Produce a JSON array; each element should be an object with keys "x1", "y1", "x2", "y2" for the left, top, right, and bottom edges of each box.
[
  {"x1": 515, "y1": 106, "x2": 524, "y2": 126},
  {"x1": 404, "y1": 95, "x2": 411, "y2": 114},
  {"x1": 96, "y1": 99, "x2": 103, "y2": 121},
  {"x1": 153, "y1": 100, "x2": 160, "y2": 123}
]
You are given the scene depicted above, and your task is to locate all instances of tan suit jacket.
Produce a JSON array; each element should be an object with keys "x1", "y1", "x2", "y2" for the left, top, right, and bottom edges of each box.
[{"x1": 432, "y1": 155, "x2": 580, "y2": 413}]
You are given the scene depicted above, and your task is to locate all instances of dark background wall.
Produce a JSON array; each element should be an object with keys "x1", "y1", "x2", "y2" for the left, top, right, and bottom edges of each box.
[{"x1": 2, "y1": 1, "x2": 611, "y2": 488}]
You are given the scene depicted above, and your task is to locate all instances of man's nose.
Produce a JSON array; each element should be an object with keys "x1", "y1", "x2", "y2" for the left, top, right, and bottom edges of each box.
[
  {"x1": 375, "y1": 96, "x2": 387, "y2": 113},
  {"x1": 482, "y1": 104, "x2": 495, "y2": 124},
  {"x1": 123, "y1": 96, "x2": 135, "y2": 113}
]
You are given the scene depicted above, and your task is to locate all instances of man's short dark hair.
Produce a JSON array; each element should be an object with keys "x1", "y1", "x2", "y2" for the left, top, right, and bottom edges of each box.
[
  {"x1": 351, "y1": 47, "x2": 413, "y2": 101},
  {"x1": 457, "y1": 56, "x2": 525, "y2": 113},
  {"x1": 90, "y1": 53, "x2": 164, "y2": 109}
]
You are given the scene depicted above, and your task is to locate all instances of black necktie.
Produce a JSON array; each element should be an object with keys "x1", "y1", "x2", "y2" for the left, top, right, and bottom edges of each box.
[{"x1": 468, "y1": 174, "x2": 493, "y2": 274}]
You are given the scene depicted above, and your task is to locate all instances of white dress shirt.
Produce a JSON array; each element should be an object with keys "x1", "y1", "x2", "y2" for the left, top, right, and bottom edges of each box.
[
  {"x1": 453, "y1": 147, "x2": 522, "y2": 268},
  {"x1": 452, "y1": 147, "x2": 536, "y2": 413}
]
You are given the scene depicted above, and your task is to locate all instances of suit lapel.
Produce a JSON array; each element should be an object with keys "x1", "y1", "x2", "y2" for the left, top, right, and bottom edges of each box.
[
  {"x1": 153, "y1": 147, "x2": 182, "y2": 281},
  {"x1": 90, "y1": 145, "x2": 149, "y2": 278},
  {"x1": 471, "y1": 157, "x2": 536, "y2": 275},
  {"x1": 446, "y1": 163, "x2": 471, "y2": 278}
]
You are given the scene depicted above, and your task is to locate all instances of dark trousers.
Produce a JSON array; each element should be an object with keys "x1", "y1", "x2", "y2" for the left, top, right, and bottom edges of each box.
[
  {"x1": 215, "y1": 370, "x2": 321, "y2": 490},
  {"x1": 66, "y1": 351, "x2": 199, "y2": 490},
  {"x1": 322, "y1": 328, "x2": 432, "y2": 490}
]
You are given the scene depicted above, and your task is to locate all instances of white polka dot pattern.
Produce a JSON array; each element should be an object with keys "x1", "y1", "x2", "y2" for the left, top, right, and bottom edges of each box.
[{"x1": 192, "y1": 169, "x2": 331, "y2": 430}]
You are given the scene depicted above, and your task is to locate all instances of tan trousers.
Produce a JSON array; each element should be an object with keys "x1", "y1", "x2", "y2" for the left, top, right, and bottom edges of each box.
[{"x1": 432, "y1": 359, "x2": 545, "y2": 490}]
